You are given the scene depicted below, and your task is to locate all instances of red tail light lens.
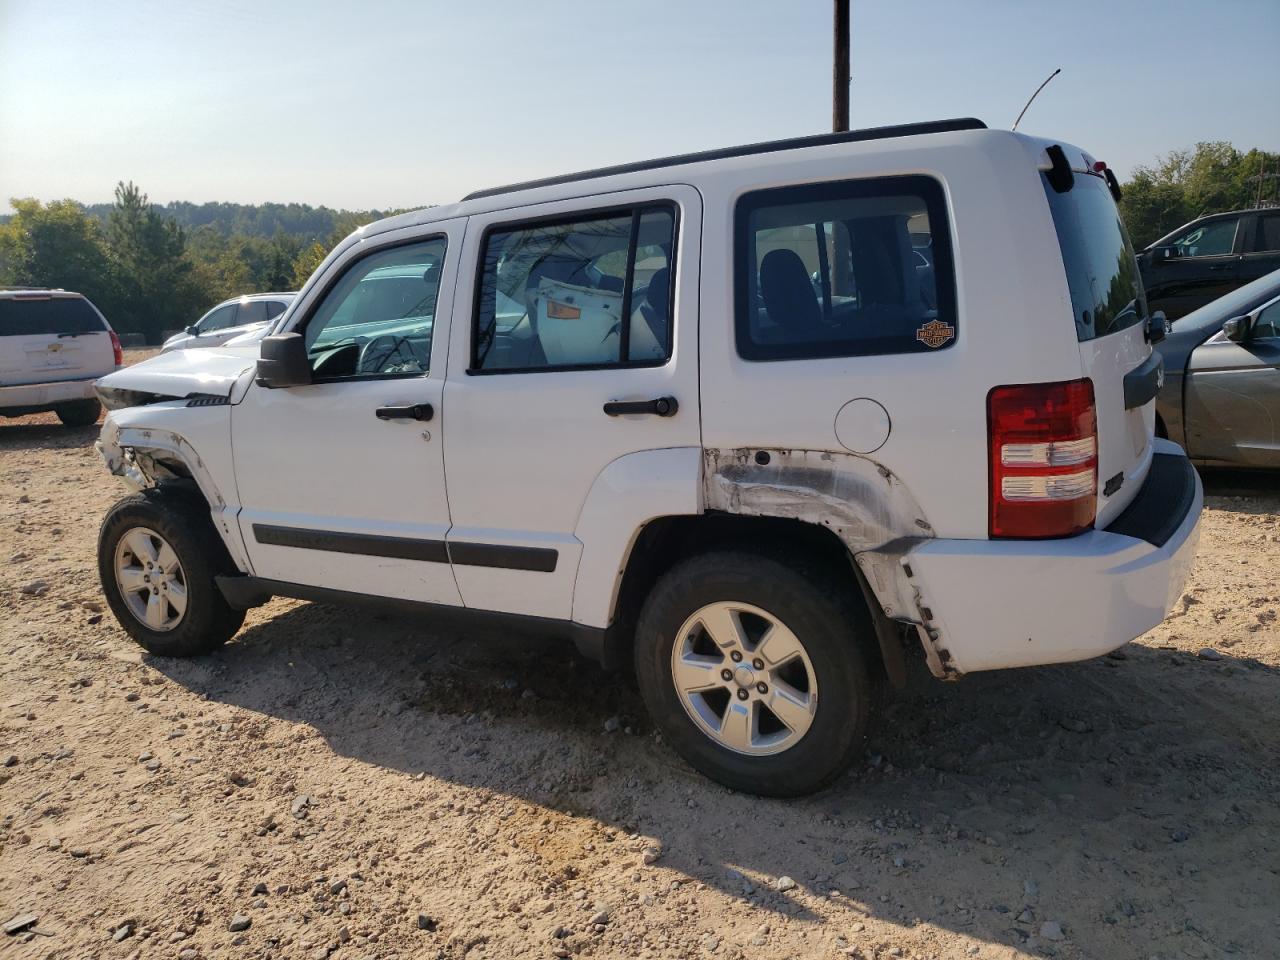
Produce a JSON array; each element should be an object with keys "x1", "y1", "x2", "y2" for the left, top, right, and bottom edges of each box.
[
  {"x1": 109, "y1": 330, "x2": 124, "y2": 366},
  {"x1": 988, "y1": 378, "x2": 1097, "y2": 538}
]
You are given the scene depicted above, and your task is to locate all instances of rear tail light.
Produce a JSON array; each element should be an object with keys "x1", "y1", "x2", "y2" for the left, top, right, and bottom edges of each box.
[
  {"x1": 109, "y1": 330, "x2": 124, "y2": 366},
  {"x1": 988, "y1": 378, "x2": 1097, "y2": 538}
]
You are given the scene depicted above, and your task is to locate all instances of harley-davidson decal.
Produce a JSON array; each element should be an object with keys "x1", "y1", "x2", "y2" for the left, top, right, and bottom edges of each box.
[{"x1": 915, "y1": 319, "x2": 955, "y2": 348}]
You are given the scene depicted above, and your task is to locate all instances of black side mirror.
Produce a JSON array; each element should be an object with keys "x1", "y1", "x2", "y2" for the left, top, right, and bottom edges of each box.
[
  {"x1": 256, "y1": 333, "x2": 312, "y2": 388},
  {"x1": 185, "y1": 324, "x2": 199, "y2": 336},
  {"x1": 1222, "y1": 316, "x2": 1251, "y2": 343},
  {"x1": 1151, "y1": 245, "x2": 1179, "y2": 264},
  {"x1": 1146, "y1": 310, "x2": 1168, "y2": 345}
]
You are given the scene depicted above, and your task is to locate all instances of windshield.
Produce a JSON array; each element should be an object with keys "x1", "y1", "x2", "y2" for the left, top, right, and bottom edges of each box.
[{"x1": 1042, "y1": 172, "x2": 1148, "y2": 342}]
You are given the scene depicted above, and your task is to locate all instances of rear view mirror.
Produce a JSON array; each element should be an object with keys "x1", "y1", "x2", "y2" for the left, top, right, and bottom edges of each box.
[
  {"x1": 1147, "y1": 310, "x2": 1168, "y2": 344},
  {"x1": 1222, "y1": 316, "x2": 1251, "y2": 342},
  {"x1": 1151, "y1": 245, "x2": 1179, "y2": 263},
  {"x1": 256, "y1": 333, "x2": 312, "y2": 388},
  {"x1": 185, "y1": 324, "x2": 199, "y2": 336}
]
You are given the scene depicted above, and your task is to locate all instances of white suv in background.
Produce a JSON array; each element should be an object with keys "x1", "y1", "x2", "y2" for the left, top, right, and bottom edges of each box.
[
  {"x1": 160, "y1": 293, "x2": 294, "y2": 353},
  {"x1": 0, "y1": 288, "x2": 122, "y2": 426},
  {"x1": 91, "y1": 119, "x2": 1202, "y2": 796}
]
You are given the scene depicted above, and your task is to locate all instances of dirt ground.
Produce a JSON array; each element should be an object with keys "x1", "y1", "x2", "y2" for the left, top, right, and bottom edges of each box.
[{"x1": 1, "y1": 348, "x2": 1277, "y2": 960}]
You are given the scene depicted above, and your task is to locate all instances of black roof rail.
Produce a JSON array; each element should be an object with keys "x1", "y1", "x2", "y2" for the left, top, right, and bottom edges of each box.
[{"x1": 463, "y1": 117, "x2": 987, "y2": 202}]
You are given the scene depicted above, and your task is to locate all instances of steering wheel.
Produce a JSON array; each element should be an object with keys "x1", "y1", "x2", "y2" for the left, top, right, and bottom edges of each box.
[{"x1": 358, "y1": 335, "x2": 419, "y2": 375}]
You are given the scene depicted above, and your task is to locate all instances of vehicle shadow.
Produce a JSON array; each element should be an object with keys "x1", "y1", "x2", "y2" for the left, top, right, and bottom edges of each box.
[
  {"x1": 0, "y1": 419, "x2": 100, "y2": 450},
  {"x1": 147, "y1": 598, "x2": 1280, "y2": 957}
]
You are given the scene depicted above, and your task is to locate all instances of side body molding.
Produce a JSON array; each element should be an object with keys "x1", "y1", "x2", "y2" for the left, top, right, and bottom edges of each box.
[{"x1": 571, "y1": 447, "x2": 703, "y2": 629}]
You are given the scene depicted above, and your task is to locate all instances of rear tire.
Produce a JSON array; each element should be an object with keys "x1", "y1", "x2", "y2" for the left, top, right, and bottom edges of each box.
[
  {"x1": 97, "y1": 488, "x2": 245, "y2": 657},
  {"x1": 55, "y1": 399, "x2": 101, "y2": 426},
  {"x1": 634, "y1": 551, "x2": 877, "y2": 797}
]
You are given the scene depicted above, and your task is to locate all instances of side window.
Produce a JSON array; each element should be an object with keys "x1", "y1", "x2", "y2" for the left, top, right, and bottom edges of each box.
[
  {"x1": 236, "y1": 300, "x2": 271, "y2": 325},
  {"x1": 472, "y1": 205, "x2": 677, "y2": 372},
  {"x1": 1254, "y1": 299, "x2": 1280, "y2": 340},
  {"x1": 735, "y1": 175, "x2": 955, "y2": 361},
  {"x1": 264, "y1": 300, "x2": 288, "y2": 321},
  {"x1": 1172, "y1": 218, "x2": 1238, "y2": 257},
  {"x1": 302, "y1": 238, "x2": 445, "y2": 380},
  {"x1": 1253, "y1": 214, "x2": 1280, "y2": 254},
  {"x1": 199, "y1": 304, "x2": 237, "y2": 333}
]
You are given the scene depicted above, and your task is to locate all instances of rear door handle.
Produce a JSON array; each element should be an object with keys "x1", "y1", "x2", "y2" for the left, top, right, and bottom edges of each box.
[
  {"x1": 603, "y1": 396, "x2": 678, "y2": 418},
  {"x1": 375, "y1": 403, "x2": 434, "y2": 421}
]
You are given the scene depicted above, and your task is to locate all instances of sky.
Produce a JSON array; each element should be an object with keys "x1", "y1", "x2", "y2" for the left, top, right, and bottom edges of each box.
[{"x1": 1, "y1": 0, "x2": 1277, "y2": 211}]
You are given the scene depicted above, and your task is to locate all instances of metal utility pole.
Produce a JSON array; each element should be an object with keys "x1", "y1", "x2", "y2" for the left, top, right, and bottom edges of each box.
[{"x1": 833, "y1": 0, "x2": 850, "y2": 132}]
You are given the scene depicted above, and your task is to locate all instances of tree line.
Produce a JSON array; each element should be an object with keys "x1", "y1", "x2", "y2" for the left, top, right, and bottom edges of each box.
[
  {"x1": 0, "y1": 182, "x2": 410, "y2": 342},
  {"x1": 1, "y1": 141, "x2": 1276, "y2": 343}
]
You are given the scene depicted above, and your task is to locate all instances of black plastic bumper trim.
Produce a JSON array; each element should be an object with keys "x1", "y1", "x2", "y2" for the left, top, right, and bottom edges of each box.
[
  {"x1": 1104, "y1": 453, "x2": 1197, "y2": 548},
  {"x1": 1123, "y1": 351, "x2": 1164, "y2": 410}
]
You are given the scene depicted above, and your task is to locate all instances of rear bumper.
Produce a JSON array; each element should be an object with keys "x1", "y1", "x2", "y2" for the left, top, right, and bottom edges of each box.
[
  {"x1": 905, "y1": 439, "x2": 1202, "y2": 675},
  {"x1": 0, "y1": 375, "x2": 100, "y2": 412}
]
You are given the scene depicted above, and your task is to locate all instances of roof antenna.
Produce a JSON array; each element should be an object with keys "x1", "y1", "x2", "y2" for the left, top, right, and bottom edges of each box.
[{"x1": 1012, "y1": 68, "x2": 1061, "y2": 131}]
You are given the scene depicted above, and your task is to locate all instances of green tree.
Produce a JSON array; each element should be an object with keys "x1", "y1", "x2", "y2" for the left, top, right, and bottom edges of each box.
[
  {"x1": 1121, "y1": 142, "x2": 1280, "y2": 248},
  {"x1": 0, "y1": 198, "x2": 116, "y2": 308},
  {"x1": 107, "y1": 181, "x2": 210, "y2": 341}
]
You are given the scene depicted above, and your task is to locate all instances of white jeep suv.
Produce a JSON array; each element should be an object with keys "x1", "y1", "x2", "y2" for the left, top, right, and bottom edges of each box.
[
  {"x1": 1, "y1": 288, "x2": 122, "y2": 425},
  {"x1": 91, "y1": 120, "x2": 1202, "y2": 796}
]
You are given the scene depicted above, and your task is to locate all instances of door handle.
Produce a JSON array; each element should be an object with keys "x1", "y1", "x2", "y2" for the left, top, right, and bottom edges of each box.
[
  {"x1": 1207, "y1": 263, "x2": 1233, "y2": 271},
  {"x1": 375, "y1": 403, "x2": 434, "y2": 421},
  {"x1": 603, "y1": 396, "x2": 678, "y2": 417}
]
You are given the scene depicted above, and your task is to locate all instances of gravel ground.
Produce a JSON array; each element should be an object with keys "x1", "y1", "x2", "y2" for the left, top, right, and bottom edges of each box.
[{"x1": 1, "y1": 348, "x2": 1277, "y2": 959}]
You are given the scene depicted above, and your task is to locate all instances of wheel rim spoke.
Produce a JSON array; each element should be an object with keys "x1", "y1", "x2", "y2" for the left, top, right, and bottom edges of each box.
[
  {"x1": 673, "y1": 654, "x2": 723, "y2": 694},
  {"x1": 165, "y1": 581, "x2": 188, "y2": 617},
  {"x1": 117, "y1": 565, "x2": 148, "y2": 595},
  {"x1": 126, "y1": 529, "x2": 158, "y2": 565},
  {"x1": 765, "y1": 684, "x2": 815, "y2": 736},
  {"x1": 697, "y1": 605, "x2": 746, "y2": 651},
  {"x1": 157, "y1": 542, "x2": 180, "y2": 575},
  {"x1": 718, "y1": 701, "x2": 755, "y2": 752},
  {"x1": 756, "y1": 621, "x2": 804, "y2": 668},
  {"x1": 144, "y1": 591, "x2": 169, "y2": 629}
]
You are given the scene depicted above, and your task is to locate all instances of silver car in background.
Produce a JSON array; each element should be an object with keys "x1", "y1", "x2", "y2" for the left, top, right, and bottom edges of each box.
[
  {"x1": 161, "y1": 293, "x2": 294, "y2": 353},
  {"x1": 1155, "y1": 268, "x2": 1280, "y2": 467}
]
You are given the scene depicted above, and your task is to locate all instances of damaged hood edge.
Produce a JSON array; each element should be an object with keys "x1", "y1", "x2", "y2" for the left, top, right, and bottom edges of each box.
[{"x1": 96, "y1": 347, "x2": 258, "y2": 406}]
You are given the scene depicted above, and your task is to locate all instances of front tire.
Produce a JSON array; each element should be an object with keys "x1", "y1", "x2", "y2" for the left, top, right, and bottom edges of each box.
[
  {"x1": 97, "y1": 489, "x2": 245, "y2": 656},
  {"x1": 55, "y1": 398, "x2": 101, "y2": 426},
  {"x1": 634, "y1": 551, "x2": 877, "y2": 797}
]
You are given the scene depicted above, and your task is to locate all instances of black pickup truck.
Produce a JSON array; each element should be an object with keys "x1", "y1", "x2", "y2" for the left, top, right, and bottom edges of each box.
[{"x1": 1139, "y1": 208, "x2": 1280, "y2": 321}]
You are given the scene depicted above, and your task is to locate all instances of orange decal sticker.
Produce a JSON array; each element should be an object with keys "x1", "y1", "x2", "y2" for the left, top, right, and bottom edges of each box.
[{"x1": 915, "y1": 319, "x2": 955, "y2": 348}]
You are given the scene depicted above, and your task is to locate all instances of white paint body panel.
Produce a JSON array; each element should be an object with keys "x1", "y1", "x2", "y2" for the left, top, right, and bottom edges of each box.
[
  {"x1": 97, "y1": 347, "x2": 256, "y2": 399},
  {"x1": 571, "y1": 446, "x2": 703, "y2": 628},
  {"x1": 1, "y1": 375, "x2": 99, "y2": 407},
  {"x1": 907, "y1": 439, "x2": 1202, "y2": 673},
  {"x1": 442, "y1": 186, "x2": 703, "y2": 620},
  {"x1": 231, "y1": 218, "x2": 466, "y2": 605}
]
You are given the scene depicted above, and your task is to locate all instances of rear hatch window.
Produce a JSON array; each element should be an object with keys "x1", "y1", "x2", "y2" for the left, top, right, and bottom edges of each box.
[
  {"x1": 0, "y1": 297, "x2": 106, "y2": 336},
  {"x1": 1042, "y1": 173, "x2": 1148, "y2": 340}
]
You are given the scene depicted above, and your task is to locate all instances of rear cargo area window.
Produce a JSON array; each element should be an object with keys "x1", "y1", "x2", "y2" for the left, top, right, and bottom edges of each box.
[
  {"x1": 1041, "y1": 172, "x2": 1148, "y2": 342},
  {"x1": 0, "y1": 297, "x2": 105, "y2": 336},
  {"x1": 734, "y1": 176, "x2": 955, "y2": 361}
]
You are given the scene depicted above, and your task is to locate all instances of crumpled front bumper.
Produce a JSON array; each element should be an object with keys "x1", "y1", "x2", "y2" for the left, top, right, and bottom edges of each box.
[{"x1": 904, "y1": 439, "x2": 1203, "y2": 675}]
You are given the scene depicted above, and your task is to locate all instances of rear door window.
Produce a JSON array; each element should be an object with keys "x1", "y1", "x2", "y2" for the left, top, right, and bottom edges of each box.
[
  {"x1": 472, "y1": 204, "x2": 677, "y2": 371},
  {"x1": 734, "y1": 175, "x2": 956, "y2": 361},
  {"x1": 236, "y1": 300, "x2": 271, "y2": 325},
  {"x1": 0, "y1": 297, "x2": 105, "y2": 336},
  {"x1": 264, "y1": 300, "x2": 289, "y2": 320},
  {"x1": 1252, "y1": 214, "x2": 1280, "y2": 254}
]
